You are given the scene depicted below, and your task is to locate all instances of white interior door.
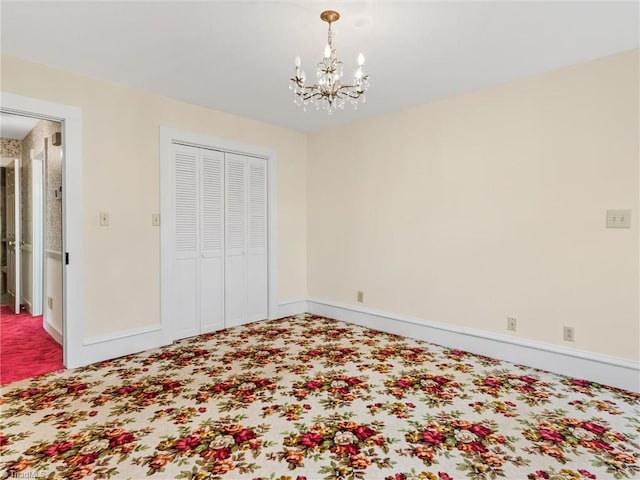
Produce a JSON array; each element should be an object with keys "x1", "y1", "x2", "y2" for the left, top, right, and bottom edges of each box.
[
  {"x1": 172, "y1": 145, "x2": 199, "y2": 339},
  {"x1": 199, "y1": 149, "x2": 225, "y2": 333},
  {"x1": 31, "y1": 152, "x2": 44, "y2": 316},
  {"x1": 170, "y1": 145, "x2": 226, "y2": 339},
  {"x1": 163, "y1": 135, "x2": 270, "y2": 340},
  {"x1": 224, "y1": 153, "x2": 247, "y2": 327},
  {"x1": 246, "y1": 158, "x2": 268, "y2": 321},
  {"x1": 225, "y1": 153, "x2": 268, "y2": 327},
  {"x1": 6, "y1": 159, "x2": 21, "y2": 314}
]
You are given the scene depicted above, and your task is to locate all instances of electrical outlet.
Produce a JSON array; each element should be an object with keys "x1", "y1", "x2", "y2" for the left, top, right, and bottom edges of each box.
[
  {"x1": 47, "y1": 297, "x2": 53, "y2": 309},
  {"x1": 507, "y1": 317, "x2": 517, "y2": 332},
  {"x1": 606, "y1": 209, "x2": 631, "y2": 228},
  {"x1": 99, "y1": 211, "x2": 110, "y2": 226},
  {"x1": 357, "y1": 291, "x2": 364, "y2": 303},
  {"x1": 152, "y1": 213, "x2": 160, "y2": 226},
  {"x1": 563, "y1": 326, "x2": 575, "y2": 342}
]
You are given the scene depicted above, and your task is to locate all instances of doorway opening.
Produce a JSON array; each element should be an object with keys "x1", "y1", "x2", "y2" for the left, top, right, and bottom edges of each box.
[{"x1": 1, "y1": 113, "x2": 64, "y2": 383}]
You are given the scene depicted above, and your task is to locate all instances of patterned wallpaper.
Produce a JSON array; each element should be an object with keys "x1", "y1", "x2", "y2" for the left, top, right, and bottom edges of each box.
[
  {"x1": 20, "y1": 120, "x2": 63, "y2": 252},
  {"x1": 20, "y1": 138, "x2": 30, "y2": 245},
  {"x1": 46, "y1": 140, "x2": 63, "y2": 253},
  {"x1": 1, "y1": 138, "x2": 22, "y2": 158}
]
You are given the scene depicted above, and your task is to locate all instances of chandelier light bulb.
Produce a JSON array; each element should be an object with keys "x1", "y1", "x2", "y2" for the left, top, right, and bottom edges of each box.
[{"x1": 290, "y1": 10, "x2": 369, "y2": 114}]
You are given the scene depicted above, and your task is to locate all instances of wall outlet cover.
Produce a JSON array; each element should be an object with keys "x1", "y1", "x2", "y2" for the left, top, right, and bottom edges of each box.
[
  {"x1": 563, "y1": 326, "x2": 575, "y2": 342},
  {"x1": 606, "y1": 209, "x2": 631, "y2": 228}
]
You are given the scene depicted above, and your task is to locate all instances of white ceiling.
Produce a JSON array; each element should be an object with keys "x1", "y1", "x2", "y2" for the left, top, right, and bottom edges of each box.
[
  {"x1": 1, "y1": 1, "x2": 638, "y2": 133},
  {"x1": 0, "y1": 113, "x2": 39, "y2": 140}
]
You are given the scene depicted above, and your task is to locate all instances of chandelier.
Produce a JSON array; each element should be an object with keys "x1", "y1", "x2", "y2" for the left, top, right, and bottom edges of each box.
[{"x1": 290, "y1": 10, "x2": 369, "y2": 113}]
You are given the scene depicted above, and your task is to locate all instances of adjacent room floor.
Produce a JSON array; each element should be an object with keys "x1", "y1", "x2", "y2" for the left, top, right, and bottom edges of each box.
[
  {"x1": 0, "y1": 304, "x2": 63, "y2": 384},
  {"x1": 1, "y1": 313, "x2": 638, "y2": 480}
]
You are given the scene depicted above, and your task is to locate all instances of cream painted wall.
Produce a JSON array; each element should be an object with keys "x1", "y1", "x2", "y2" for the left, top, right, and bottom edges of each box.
[
  {"x1": 2, "y1": 50, "x2": 637, "y2": 364},
  {"x1": 1, "y1": 55, "x2": 308, "y2": 337},
  {"x1": 308, "y1": 50, "x2": 639, "y2": 361},
  {"x1": 45, "y1": 253, "x2": 63, "y2": 339}
]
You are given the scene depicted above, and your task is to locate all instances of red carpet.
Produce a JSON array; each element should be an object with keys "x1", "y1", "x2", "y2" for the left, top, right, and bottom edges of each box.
[{"x1": 0, "y1": 305, "x2": 64, "y2": 385}]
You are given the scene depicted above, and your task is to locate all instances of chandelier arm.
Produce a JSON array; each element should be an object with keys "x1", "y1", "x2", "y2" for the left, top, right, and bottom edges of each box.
[
  {"x1": 293, "y1": 87, "x2": 326, "y2": 102},
  {"x1": 337, "y1": 76, "x2": 369, "y2": 90},
  {"x1": 336, "y1": 86, "x2": 367, "y2": 100},
  {"x1": 337, "y1": 91, "x2": 364, "y2": 101},
  {"x1": 296, "y1": 85, "x2": 323, "y2": 94},
  {"x1": 301, "y1": 92, "x2": 324, "y2": 101},
  {"x1": 290, "y1": 77, "x2": 323, "y2": 90}
]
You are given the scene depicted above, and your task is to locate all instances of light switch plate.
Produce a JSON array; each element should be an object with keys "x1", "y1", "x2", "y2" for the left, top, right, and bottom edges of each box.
[
  {"x1": 152, "y1": 213, "x2": 160, "y2": 226},
  {"x1": 606, "y1": 209, "x2": 631, "y2": 229},
  {"x1": 99, "y1": 211, "x2": 110, "y2": 226}
]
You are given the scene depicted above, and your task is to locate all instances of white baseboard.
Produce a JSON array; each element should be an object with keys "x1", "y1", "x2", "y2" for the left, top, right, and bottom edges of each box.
[
  {"x1": 83, "y1": 324, "x2": 162, "y2": 346},
  {"x1": 70, "y1": 325, "x2": 165, "y2": 369},
  {"x1": 307, "y1": 298, "x2": 640, "y2": 392},
  {"x1": 276, "y1": 298, "x2": 308, "y2": 318},
  {"x1": 43, "y1": 318, "x2": 63, "y2": 345},
  {"x1": 72, "y1": 297, "x2": 307, "y2": 370}
]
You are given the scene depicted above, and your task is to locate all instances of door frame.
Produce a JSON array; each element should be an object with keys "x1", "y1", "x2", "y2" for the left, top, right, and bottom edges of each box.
[
  {"x1": 31, "y1": 149, "x2": 44, "y2": 316},
  {"x1": 159, "y1": 126, "x2": 278, "y2": 342},
  {"x1": 6, "y1": 158, "x2": 21, "y2": 314},
  {"x1": 1, "y1": 93, "x2": 83, "y2": 368}
]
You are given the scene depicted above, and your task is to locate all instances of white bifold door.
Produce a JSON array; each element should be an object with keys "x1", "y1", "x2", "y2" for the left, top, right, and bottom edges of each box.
[
  {"x1": 5, "y1": 159, "x2": 21, "y2": 314},
  {"x1": 225, "y1": 153, "x2": 268, "y2": 327},
  {"x1": 170, "y1": 144, "x2": 267, "y2": 341}
]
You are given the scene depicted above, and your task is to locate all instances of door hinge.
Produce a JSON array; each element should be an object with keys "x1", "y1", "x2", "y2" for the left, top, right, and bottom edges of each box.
[{"x1": 65, "y1": 252, "x2": 70, "y2": 265}]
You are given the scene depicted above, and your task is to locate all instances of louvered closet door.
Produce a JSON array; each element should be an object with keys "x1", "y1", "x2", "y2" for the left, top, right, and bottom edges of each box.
[
  {"x1": 172, "y1": 144, "x2": 200, "y2": 339},
  {"x1": 225, "y1": 154, "x2": 268, "y2": 327},
  {"x1": 199, "y1": 149, "x2": 225, "y2": 333},
  {"x1": 224, "y1": 153, "x2": 247, "y2": 327},
  {"x1": 246, "y1": 158, "x2": 268, "y2": 322},
  {"x1": 169, "y1": 144, "x2": 267, "y2": 338}
]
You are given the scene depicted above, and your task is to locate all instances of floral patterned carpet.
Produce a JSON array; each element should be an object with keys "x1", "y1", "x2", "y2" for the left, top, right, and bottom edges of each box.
[{"x1": 1, "y1": 314, "x2": 639, "y2": 480}]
